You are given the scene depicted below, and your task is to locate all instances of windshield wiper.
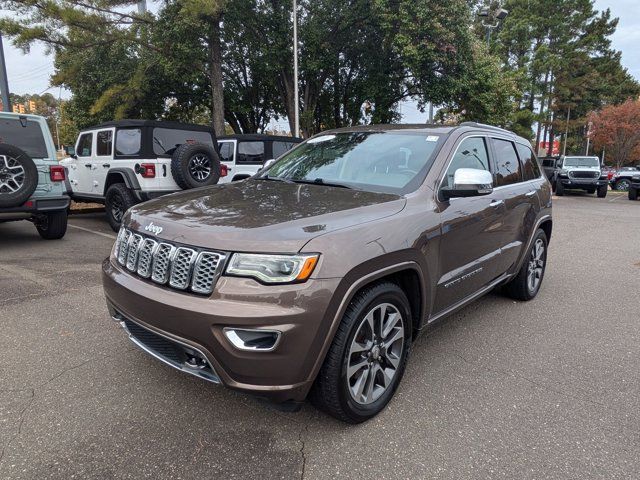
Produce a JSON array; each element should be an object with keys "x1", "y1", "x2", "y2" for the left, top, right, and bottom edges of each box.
[
  {"x1": 258, "y1": 175, "x2": 294, "y2": 184},
  {"x1": 291, "y1": 178, "x2": 352, "y2": 189}
]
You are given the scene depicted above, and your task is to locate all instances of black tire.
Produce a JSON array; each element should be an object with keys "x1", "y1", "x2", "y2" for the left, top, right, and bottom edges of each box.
[
  {"x1": 310, "y1": 282, "x2": 412, "y2": 423},
  {"x1": 35, "y1": 210, "x2": 68, "y2": 240},
  {"x1": 171, "y1": 143, "x2": 221, "y2": 190},
  {"x1": 105, "y1": 183, "x2": 136, "y2": 232},
  {"x1": 555, "y1": 180, "x2": 565, "y2": 196},
  {"x1": 629, "y1": 188, "x2": 638, "y2": 201},
  {"x1": 597, "y1": 184, "x2": 608, "y2": 198},
  {"x1": 586, "y1": 187, "x2": 596, "y2": 194},
  {"x1": 614, "y1": 179, "x2": 630, "y2": 191},
  {"x1": 0, "y1": 144, "x2": 38, "y2": 208},
  {"x1": 503, "y1": 229, "x2": 548, "y2": 301}
]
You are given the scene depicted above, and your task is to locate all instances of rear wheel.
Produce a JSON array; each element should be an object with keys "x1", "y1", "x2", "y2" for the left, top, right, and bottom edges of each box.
[
  {"x1": 503, "y1": 229, "x2": 548, "y2": 301},
  {"x1": 597, "y1": 184, "x2": 608, "y2": 198},
  {"x1": 555, "y1": 180, "x2": 565, "y2": 196},
  {"x1": 35, "y1": 210, "x2": 68, "y2": 240},
  {"x1": 630, "y1": 188, "x2": 638, "y2": 201},
  {"x1": 105, "y1": 183, "x2": 136, "y2": 232},
  {"x1": 310, "y1": 282, "x2": 412, "y2": 423}
]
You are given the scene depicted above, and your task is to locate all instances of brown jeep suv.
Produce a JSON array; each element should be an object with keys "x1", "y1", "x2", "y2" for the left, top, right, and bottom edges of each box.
[{"x1": 102, "y1": 123, "x2": 552, "y2": 423}]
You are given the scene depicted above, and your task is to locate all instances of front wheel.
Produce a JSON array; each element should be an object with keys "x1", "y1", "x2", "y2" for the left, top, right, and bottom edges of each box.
[
  {"x1": 310, "y1": 282, "x2": 412, "y2": 423},
  {"x1": 503, "y1": 229, "x2": 548, "y2": 301},
  {"x1": 35, "y1": 210, "x2": 68, "y2": 240},
  {"x1": 630, "y1": 188, "x2": 638, "y2": 201},
  {"x1": 105, "y1": 183, "x2": 136, "y2": 232},
  {"x1": 555, "y1": 180, "x2": 565, "y2": 196},
  {"x1": 597, "y1": 184, "x2": 608, "y2": 198},
  {"x1": 614, "y1": 179, "x2": 630, "y2": 191}
]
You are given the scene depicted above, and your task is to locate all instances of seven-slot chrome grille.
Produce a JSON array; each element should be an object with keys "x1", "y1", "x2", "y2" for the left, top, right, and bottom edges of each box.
[{"x1": 114, "y1": 228, "x2": 226, "y2": 295}]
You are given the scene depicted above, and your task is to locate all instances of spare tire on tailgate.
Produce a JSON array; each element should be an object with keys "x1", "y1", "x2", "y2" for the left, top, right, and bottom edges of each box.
[
  {"x1": 170, "y1": 143, "x2": 221, "y2": 190},
  {"x1": 0, "y1": 144, "x2": 38, "y2": 208}
]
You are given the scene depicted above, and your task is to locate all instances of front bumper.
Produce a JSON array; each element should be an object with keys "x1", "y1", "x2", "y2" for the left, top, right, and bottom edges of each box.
[
  {"x1": 558, "y1": 177, "x2": 607, "y2": 188},
  {"x1": 102, "y1": 257, "x2": 341, "y2": 403}
]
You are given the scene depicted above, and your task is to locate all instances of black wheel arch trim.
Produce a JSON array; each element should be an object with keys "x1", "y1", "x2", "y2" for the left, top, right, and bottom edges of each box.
[
  {"x1": 512, "y1": 215, "x2": 552, "y2": 274},
  {"x1": 103, "y1": 168, "x2": 141, "y2": 196}
]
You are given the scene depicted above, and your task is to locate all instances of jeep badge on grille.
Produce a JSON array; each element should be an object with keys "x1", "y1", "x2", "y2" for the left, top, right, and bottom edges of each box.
[{"x1": 144, "y1": 222, "x2": 163, "y2": 236}]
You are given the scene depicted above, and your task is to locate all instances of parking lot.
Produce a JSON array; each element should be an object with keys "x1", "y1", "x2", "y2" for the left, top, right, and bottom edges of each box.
[{"x1": 1, "y1": 194, "x2": 639, "y2": 479}]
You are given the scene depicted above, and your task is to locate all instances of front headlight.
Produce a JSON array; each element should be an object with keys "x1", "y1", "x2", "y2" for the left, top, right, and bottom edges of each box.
[
  {"x1": 558, "y1": 170, "x2": 568, "y2": 177},
  {"x1": 225, "y1": 253, "x2": 319, "y2": 284}
]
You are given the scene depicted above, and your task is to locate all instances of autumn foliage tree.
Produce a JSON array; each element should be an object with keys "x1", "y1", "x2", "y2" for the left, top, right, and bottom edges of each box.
[{"x1": 589, "y1": 100, "x2": 640, "y2": 168}]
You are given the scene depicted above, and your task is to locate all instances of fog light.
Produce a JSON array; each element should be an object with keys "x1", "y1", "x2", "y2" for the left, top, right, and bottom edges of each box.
[{"x1": 223, "y1": 328, "x2": 281, "y2": 352}]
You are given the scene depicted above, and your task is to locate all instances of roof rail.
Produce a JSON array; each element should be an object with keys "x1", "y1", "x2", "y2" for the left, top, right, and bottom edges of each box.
[{"x1": 460, "y1": 122, "x2": 513, "y2": 135}]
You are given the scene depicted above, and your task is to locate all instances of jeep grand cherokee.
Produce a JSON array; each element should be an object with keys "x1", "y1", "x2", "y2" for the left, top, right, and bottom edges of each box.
[{"x1": 102, "y1": 123, "x2": 552, "y2": 423}]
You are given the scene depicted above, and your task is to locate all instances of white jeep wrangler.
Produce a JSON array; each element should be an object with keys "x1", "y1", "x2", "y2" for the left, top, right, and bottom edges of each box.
[{"x1": 63, "y1": 120, "x2": 301, "y2": 231}]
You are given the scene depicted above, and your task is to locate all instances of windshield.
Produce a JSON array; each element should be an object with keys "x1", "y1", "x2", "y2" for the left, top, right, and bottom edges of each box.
[
  {"x1": 261, "y1": 131, "x2": 443, "y2": 194},
  {"x1": 0, "y1": 117, "x2": 49, "y2": 158},
  {"x1": 563, "y1": 157, "x2": 600, "y2": 168}
]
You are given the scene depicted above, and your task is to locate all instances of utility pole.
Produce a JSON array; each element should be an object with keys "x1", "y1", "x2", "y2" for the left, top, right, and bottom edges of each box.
[
  {"x1": 562, "y1": 107, "x2": 570, "y2": 156},
  {"x1": 137, "y1": 0, "x2": 147, "y2": 14},
  {"x1": 428, "y1": 102, "x2": 434, "y2": 123},
  {"x1": 293, "y1": 0, "x2": 300, "y2": 138},
  {"x1": 0, "y1": 33, "x2": 11, "y2": 112}
]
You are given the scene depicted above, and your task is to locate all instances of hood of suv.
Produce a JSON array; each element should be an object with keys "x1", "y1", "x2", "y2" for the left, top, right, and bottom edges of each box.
[{"x1": 125, "y1": 179, "x2": 406, "y2": 252}]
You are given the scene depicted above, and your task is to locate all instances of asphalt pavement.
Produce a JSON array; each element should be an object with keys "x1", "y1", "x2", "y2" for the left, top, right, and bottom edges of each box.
[{"x1": 1, "y1": 194, "x2": 639, "y2": 479}]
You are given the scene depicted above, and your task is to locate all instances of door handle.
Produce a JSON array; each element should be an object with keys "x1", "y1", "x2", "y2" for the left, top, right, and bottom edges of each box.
[
  {"x1": 102, "y1": 164, "x2": 111, "y2": 168},
  {"x1": 84, "y1": 163, "x2": 92, "y2": 168},
  {"x1": 489, "y1": 199, "x2": 504, "y2": 208},
  {"x1": 525, "y1": 191, "x2": 536, "y2": 197}
]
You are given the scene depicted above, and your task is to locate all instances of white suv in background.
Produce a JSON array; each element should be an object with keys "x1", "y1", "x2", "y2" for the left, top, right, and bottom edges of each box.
[{"x1": 63, "y1": 120, "x2": 301, "y2": 231}]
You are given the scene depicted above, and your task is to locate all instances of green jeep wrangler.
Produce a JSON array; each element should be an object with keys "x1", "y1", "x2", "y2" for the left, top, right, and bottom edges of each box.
[{"x1": 0, "y1": 112, "x2": 70, "y2": 239}]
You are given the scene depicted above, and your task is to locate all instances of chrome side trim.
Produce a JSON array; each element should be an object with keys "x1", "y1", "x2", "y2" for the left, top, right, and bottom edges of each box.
[{"x1": 428, "y1": 272, "x2": 511, "y2": 325}]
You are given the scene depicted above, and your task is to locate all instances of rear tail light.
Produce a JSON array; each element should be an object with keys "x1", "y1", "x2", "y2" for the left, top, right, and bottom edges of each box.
[
  {"x1": 140, "y1": 163, "x2": 156, "y2": 178},
  {"x1": 220, "y1": 164, "x2": 228, "y2": 177},
  {"x1": 50, "y1": 165, "x2": 66, "y2": 182}
]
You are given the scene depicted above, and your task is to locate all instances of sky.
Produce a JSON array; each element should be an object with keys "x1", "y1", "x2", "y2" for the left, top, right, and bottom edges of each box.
[{"x1": 2, "y1": 0, "x2": 639, "y2": 125}]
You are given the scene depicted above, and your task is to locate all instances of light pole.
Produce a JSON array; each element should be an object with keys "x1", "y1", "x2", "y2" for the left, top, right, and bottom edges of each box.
[
  {"x1": 477, "y1": 7, "x2": 509, "y2": 47},
  {"x1": 293, "y1": 0, "x2": 300, "y2": 138},
  {"x1": 0, "y1": 33, "x2": 10, "y2": 112}
]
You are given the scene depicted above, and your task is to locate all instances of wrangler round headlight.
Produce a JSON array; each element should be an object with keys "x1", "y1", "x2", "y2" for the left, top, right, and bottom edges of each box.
[{"x1": 225, "y1": 253, "x2": 319, "y2": 284}]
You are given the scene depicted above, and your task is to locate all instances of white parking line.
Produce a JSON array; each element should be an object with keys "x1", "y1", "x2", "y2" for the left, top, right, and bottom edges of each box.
[
  {"x1": 68, "y1": 223, "x2": 117, "y2": 240},
  {"x1": 609, "y1": 195, "x2": 622, "y2": 202}
]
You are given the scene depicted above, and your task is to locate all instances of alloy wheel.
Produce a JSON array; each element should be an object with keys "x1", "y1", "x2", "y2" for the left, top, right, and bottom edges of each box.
[
  {"x1": 527, "y1": 238, "x2": 545, "y2": 293},
  {"x1": 347, "y1": 303, "x2": 404, "y2": 405},
  {"x1": 188, "y1": 154, "x2": 211, "y2": 182},
  {"x1": 616, "y1": 179, "x2": 630, "y2": 191},
  {"x1": 0, "y1": 155, "x2": 25, "y2": 194}
]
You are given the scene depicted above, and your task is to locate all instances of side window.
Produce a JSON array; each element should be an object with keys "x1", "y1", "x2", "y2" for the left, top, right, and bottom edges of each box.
[
  {"x1": 115, "y1": 129, "x2": 142, "y2": 156},
  {"x1": 443, "y1": 137, "x2": 490, "y2": 188},
  {"x1": 516, "y1": 144, "x2": 541, "y2": 181},
  {"x1": 491, "y1": 138, "x2": 522, "y2": 187},
  {"x1": 272, "y1": 141, "x2": 296, "y2": 159},
  {"x1": 96, "y1": 130, "x2": 113, "y2": 157},
  {"x1": 237, "y1": 141, "x2": 265, "y2": 164},
  {"x1": 77, "y1": 133, "x2": 93, "y2": 157},
  {"x1": 218, "y1": 141, "x2": 235, "y2": 163}
]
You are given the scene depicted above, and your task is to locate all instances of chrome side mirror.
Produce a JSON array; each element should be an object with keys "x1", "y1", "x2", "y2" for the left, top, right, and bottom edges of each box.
[
  {"x1": 442, "y1": 168, "x2": 493, "y2": 199},
  {"x1": 261, "y1": 158, "x2": 276, "y2": 171}
]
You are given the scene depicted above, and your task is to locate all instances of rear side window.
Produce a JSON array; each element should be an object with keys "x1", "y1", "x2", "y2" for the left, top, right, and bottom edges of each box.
[
  {"x1": 492, "y1": 138, "x2": 522, "y2": 187},
  {"x1": 237, "y1": 141, "x2": 265, "y2": 164},
  {"x1": 516, "y1": 144, "x2": 541, "y2": 180},
  {"x1": 272, "y1": 141, "x2": 297, "y2": 159},
  {"x1": 152, "y1": 128, "x2": 214, "y2": 156},
  {"x1": 443, "y1": 137, "x2": 490, "y2": 188},
  {"x1": 77, "y1": 133, "x2": 93, "y2": 157},
  {"x1": 218, "y1": 141, "x2": 235, "y2": 162},
  {"x1": 0, "y1": 118, "x2": 48, "y2": 158},
  {"x1": 542, "y1": 159, "x2": 554, "y2": 167},
  {"x1": 115, "y1": 129, "x2": 142, "y2": 156},
  {"x1": 96, "y1": 130, "x2": 113, "y2": 156}
]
